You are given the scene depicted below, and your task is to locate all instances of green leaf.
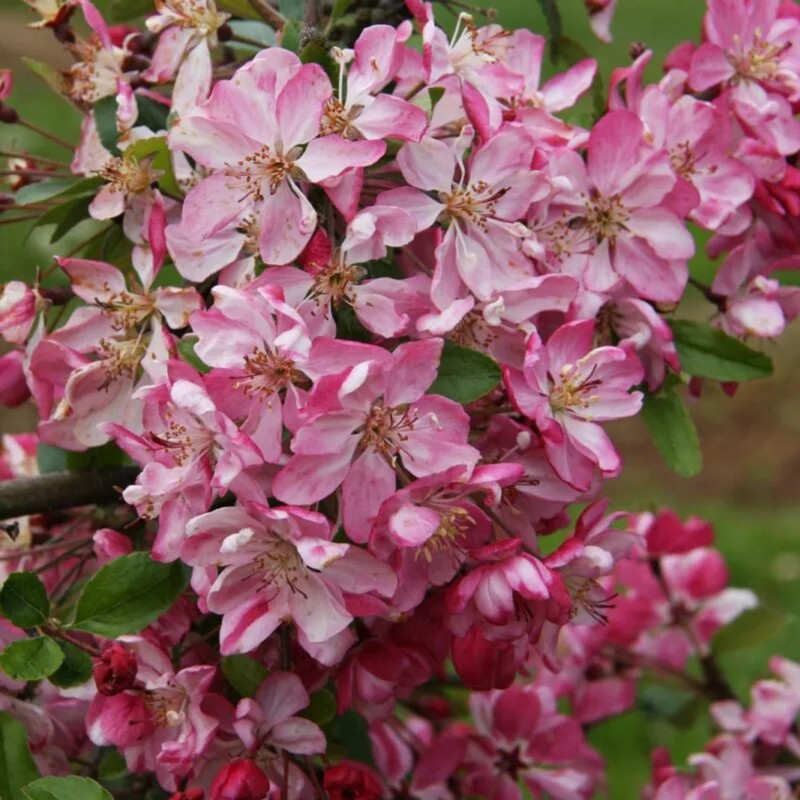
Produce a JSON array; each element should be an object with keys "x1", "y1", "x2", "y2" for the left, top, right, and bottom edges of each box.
[
  {"x1": 641, "y1": 387, "x2": 702, "y2": 478},
  {"x1": 16, "y1": 176, "x2": 101, "y2": 208},
  {"x1": 33, "y1": 195, "x2": 94, "y2": 244},
  {"x1": 177, "y1": 336, "x2": 211, "y2": 373},
  {"x1": 218, "y1": 0, "x2": 264, "y2": 19},
  {"x1": 281, "y1": 19, "x2": 301, "y2": 52},
  {"x1": 228, "y1": 19, "x2": 276, "y2": 48},
  {"x1": 301, "y1": 689, "x2": 337, "y2": 726},
  {"x1": 22, "y1": 776, "x2": 113, "y2": 800},
  {"x1": 0, "y1": 637, "x2": 64, "y2": 681},
  {"x1": 713, "y1": 606, "x2": 786, "y2": 655},
  {"x1": 221, "y1": 655, "x2": 268, "y2": 698},
  {"x1": 108, "y1": 0, "x2": 152, "y2": 22},
  {"x1": 0, "y1": 572, "x2": 50, "y2": 628},
  {"x1": 0, "y1": 712, "x2": 40, "y2": 800},
  {"x1": 48, "y1": 640, "x2": 93, "y2": 689},
  {"x1": 20, "y1": 58, "x2": 67, "y2": 100},
  {"x1": 329, "y1": 0, "x2": 351, "y2": 24},
  {"x1": 71, "y1": 552, "x2": 188, "y2": 637},
  {"x1": 93, "y1": 96, "x2": 121, "y2": 156},
  {"x1": 325, "y1": 710, "x2": 373, "y2": 764},
  {"x1": 670, "y1": 320, "x2": 773, "y2": 382},
  {"x1": 537, "y1": 0, "x2": 562, "y2": 47},
  {"x1": 300, "y1": 42, "x2": 337, "y2": 82},
  {"x1": 428, "y1": 341, "x2": 502, "y2": 404},
  {"x1": 135, "y1": 95, "x2": 170, "y2": 133},
  {"x1": 125, "y1": 137, "x2": 182, "y2": 198}
]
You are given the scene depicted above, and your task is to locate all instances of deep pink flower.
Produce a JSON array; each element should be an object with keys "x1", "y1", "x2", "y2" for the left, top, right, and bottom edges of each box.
[
  {"x1": 504, "y1": 319, "x2": 643, "y2": 490},
  {"x1": 93, "y1": 642, "x2": 138, "y2": 696},
  {"x1": 209, "y1": 759, "x2": 270, "y2": 800}
]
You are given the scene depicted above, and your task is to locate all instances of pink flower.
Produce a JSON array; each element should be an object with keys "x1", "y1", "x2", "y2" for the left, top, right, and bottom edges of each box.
[
  {"x1": 536, "y1": 110, "x2": 695, "y2": 302},
  {"x1": 381, "y1": 126, "x2": 546, "y2": 307},
  {"x1": 169, "y1": 49, "x2": 386, "y2": 265},
  {"x1": 0, "y1": 281, "x2": 37, "y2": 344},
  {"x1": 273, "y1": 338, "x2": 480, "y2": 542},
  {"x1": 181, "y1": 503, "x2": 396, "y2": 655},
  {"x1": 234, "y1": 672, "x2": 325, "y2": 755},
  {"x1": 209, "y1": 759, "x2": 270, "y2": 800},
  {"x1": 504, "y1": 319, "x2": 643, "y2": 490}
]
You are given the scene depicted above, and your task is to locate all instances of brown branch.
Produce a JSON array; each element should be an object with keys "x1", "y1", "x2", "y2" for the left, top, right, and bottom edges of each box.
[
  {"x1": 246, "y1": 0, "x2": 287, "y2": 29},
  {"x1": 0, "y1": 467, "x2": 139, "y2": 520},
  {"x1": 303, "y1": 0, "x2": 321, "y2": 29}
]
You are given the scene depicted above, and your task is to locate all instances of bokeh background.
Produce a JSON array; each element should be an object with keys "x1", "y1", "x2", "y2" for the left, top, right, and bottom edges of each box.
[{"x1": 1, "y1": 0, "x2": 798, "y2": 795}]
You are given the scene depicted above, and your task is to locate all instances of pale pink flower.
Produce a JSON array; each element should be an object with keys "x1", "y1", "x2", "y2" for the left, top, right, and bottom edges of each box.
[{"x1": 181, "y1": 503, "x2": 396, "y2": 655}]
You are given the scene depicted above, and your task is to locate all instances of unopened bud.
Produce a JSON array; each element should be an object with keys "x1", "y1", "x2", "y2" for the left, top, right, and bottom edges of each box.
[
  {"x1": 93, "y1": 642, "x2": 138, "y2": 696},
  {"x1": 210, "y1": 759, "x2": 270, "y2": 800},
  {"x1": 323, "y1": 762, "x2": 384, "y2": 800},
  {"x1": 0, "y1": 104, "x2": 19, "y2": 124}
]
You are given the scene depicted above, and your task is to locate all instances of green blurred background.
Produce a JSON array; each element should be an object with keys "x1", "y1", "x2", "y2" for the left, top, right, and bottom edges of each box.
[{"x1": 1, "y1": 0, "x2": 799, "y2": 796}]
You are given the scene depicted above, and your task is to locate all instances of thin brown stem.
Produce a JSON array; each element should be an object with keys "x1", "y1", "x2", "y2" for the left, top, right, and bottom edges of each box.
[
  {"x1": 247, "y1": 0, "x2": 287, "y2": 29},
  {"x1": 18, "y1": 119, "x2": 73, "y2": 150},
  {"x1": 303, "y1": 0, "x2": 321, "y2": 29},
  {"x1": 33, "y1": 539, "x2": 92, "y2": 575},
  {"x1": 0, "y1": 214, "x2": 42, "y2": 225},
  {"x1": 62, "y1": 224, "x2": 112, "y2": 258},
  {"x1": 45, "y1": 625, "x2": 102, "y2": 657},
  {"x1": 0, "y1": 170, "x2": 71, "y2": 179},
  {"x1": 0, "y1": 149, "x2": 70, "y2": 167}
]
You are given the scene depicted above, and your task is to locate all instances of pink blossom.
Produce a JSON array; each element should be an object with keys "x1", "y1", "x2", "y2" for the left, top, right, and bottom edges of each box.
[
  {"x1": 504, "y1": 319, "x2": 644, "y2": 490},
  {"x1": 181, "y1": 503, "x2": 396, "y2": 655}
]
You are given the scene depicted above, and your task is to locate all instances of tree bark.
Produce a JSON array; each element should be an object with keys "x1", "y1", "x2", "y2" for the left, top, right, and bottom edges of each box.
[{"x1": 0, "y1": 467, "x2": 139, "y2": 520}]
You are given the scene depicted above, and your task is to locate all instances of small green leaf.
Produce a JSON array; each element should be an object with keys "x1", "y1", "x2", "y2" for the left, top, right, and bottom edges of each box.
[
  {"x1": 21, "y1": 58, "x2": 66, "y2": 99},
  {"x1": 135, "y1": 95, "x2": 170, "y2": 133},
  {"x1": 641, "y1": 387, "x2": 702, "y2": 478},
  {"x1": 221, "y1": 655, "x2": 268, "y2": 698},
  {"x1": 227, "y1": 19, "x2": 276, "y2": 48},
  {"x1": 300, "y1": 42, "x2": 337, "y2": 82},
  {"x1": 23, "y1": 776, "x2": 113, "y2": 800},
  {"x1": 329, "y1": 0, "x2": 351, "y2": 24},
  {"x1": 49, "y1": 640, "x2": 93, "y2": 689},
  {"x1": 0, "y1": 572, "x2": 50, "y2": 628},
  {"x1": 37, "y1": 443, "x2": 130, "y2": 474},
  {"x1": 281, "y1": 19, "x2": 301, "y2": 52},
  {"x1": 16, "y1": 176, "x2": 101, "y2": 208},
  {"x1": 33, "y1": 195, "x2": 94, "y2": 244},
  {"x1": 177, "y1": 336, "x2": 211, "y2": 373},
  {"x1": 670, "y1": 320, "x2": 773, "y2": 382},
  {"x1": 713, "y1": 606, "x2": 786, "y2": 655},
  {"x1": 97, "y1": 749, "x2": 127, "y2": 782},
  {"x1": 0, "y1": 712, "x2": 40, "y2": 800},
  {"x1": 71, "y1": 552, "x2": 188, "y2": 637},
  {"x1": 301, "y1": 689, "x2": 337, "y2": 726},
  {"x1": 218, "y1": 0, "x2": 265, "y2": 19},
  {"x1": 428, "y1": 341, "x2": 502, "y2": 404},
  {"x1": 125, "y1": 136, "x2": 182, "y2": 198},
  {"x1": 94, "y1": 96, "x2": 122, "y2": 156},
  {"x1": 0, "y1": 637, "x2": 64, "y2": 681},
  {"x1": 325, "y1": 710, "x2": 373, "y2": 764},
  {"x1": 537, "y1": 0, "x2": 562, "y2": 52}
]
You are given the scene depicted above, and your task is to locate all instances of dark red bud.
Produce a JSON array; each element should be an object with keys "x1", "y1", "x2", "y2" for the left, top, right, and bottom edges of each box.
[
  {"x1": 0, "y1": 104, "x2": 19, "y2": 124},
  {"x1": 323, "y1": 762, "x2": 384, "y2": 800},
  {"x1": 209, "y1": 759, "x2": 270, "y2": 800},
  {"x1": 93, "y1": 642, "x2": 138, "y2": 696},
  {"x1": 169, "y1": 791, "x2": 204, "y2": 800}
]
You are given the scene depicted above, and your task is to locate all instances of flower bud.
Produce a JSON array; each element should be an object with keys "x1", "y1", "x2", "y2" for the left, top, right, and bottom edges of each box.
[
  {"x1": 209, "y1": 759, "x2": 270, "y2": 800},
  {"x1": 93, "y1": 642, "x2": 138, "y2": 696},
  {"x1": 323, "y1": 762, "x2": 384, "y2": 800},
  {"x1": 169, "y1": 791, "x2": 204, "y2": 800}
]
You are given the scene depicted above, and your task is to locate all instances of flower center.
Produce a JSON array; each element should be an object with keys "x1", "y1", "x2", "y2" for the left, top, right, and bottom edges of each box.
[
  {"x1": 669, "y1": 140, "x2": 699, "y2": 179},
  {"x1": 160, "y1": 0, "x2": 225, "y2": 35},
  {"x1": 582, "y1": 193, "x2": 629, "y2": 244},
  {"x1": 549, "y1": 361, "x2": 602, "y2": 414},
  {"x1": 257, "y1": 540, "x2": 307, "y2": 597},
  {"x1": 98, "y1": 157, "x2": 159, "y2": 198},
  {"x1": 97, "y1": 335, "x2": 147, "y2": 388},
  {"x1": 359, "y1": 401, "x2": 417, "y2": 457},
  {"x1": 309, "y1": 255, "x2": 365, "y2": 307},
  {"x1": 97, "y1": 287, "x2": 155, "y2": 331},
  {"x1": 144, "y1": 685, "x2": 188, "y2": 728},
  {"x1": 417, "y1": 506, "x2": 473, "y2": 562},
  {"x1": 320, "y1": 98, "x2": 362, "y2": 140},
  {"x1": 730, "y1": 30, "x2": 788, "y2": 83},
  {"x1": 149, "y1": 413, "x2": 214, "y2": 466},
  {"x1": 440, "y1": 182, "x2": 509, "y2": 230},
  {"x1": 232, "y1": 347, "x2": 302, "y2": 399},
  {"x1": 226, "y1": 145, "x2": 295, "y2": 202}
]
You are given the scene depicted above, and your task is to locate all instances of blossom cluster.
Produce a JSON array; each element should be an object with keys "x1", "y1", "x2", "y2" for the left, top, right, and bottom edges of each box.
[{"x1": 0, "y1": 0, "x2": 799, "y2": 796}]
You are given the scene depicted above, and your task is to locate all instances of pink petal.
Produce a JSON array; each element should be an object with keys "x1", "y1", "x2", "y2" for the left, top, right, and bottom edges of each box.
[{"x1": 297, "y1": 136, "x2": 386, "y2": 184}]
